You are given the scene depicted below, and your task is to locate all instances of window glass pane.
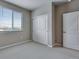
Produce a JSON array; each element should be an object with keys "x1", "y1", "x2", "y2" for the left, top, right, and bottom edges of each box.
[
  {"x1": 0, "y1": 8, "x2": 12, "y2": 31},
  {"x1": 13, "y1": 11, "x2": 22, "y2": 31}
]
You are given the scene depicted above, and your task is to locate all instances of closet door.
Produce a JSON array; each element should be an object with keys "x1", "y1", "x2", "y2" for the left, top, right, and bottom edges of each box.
[
  {"x1": 33, "y1": 14, "x2": 48, "y2": 45},
  {"x1": 63, "y1": 12, "x2": 79, "y2": 50}
]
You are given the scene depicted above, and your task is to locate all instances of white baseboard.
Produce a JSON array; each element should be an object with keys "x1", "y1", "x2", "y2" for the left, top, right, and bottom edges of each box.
[
  {"x1": 0, "y1": 40, "x2": 32, "y2": 50},
  {"x1": 48, "y1": 45, "x2": 53, "y2": 48}
]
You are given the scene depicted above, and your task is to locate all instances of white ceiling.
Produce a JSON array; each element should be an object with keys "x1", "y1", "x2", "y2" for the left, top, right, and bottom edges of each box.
[{"x1": 4, "y1": 0, "x2": 71, "y2": 10}]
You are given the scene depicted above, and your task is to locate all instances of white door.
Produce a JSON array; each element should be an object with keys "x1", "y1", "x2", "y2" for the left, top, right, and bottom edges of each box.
[
  {"x1": 63, "y1": 11, "x2": 79, "y2": 50},
  {"x1": 33, "y1": 14, "x2": 48, "y2": 45}
]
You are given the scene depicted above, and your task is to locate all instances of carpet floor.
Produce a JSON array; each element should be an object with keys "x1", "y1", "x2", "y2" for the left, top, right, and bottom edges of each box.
[{"x1": 0, "y1": 42, "x2": 79, "y2": 59}]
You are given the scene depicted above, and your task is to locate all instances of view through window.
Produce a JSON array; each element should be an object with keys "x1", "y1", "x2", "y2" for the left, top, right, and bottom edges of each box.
[{"x1": 0, "y1": 6, "x2": 22, "y2": 31}]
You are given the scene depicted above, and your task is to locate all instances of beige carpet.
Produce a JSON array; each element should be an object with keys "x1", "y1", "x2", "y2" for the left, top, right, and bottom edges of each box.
[{"x1": 0, "y1": 42, "x2": 79, "y2": 59}]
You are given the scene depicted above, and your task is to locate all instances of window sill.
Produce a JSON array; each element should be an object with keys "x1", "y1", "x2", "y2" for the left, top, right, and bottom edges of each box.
[{"x1": 0, "y1": 30, "x2": 23, "y2": 32}]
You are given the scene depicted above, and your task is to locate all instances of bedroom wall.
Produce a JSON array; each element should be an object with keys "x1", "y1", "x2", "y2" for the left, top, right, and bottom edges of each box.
[
  {"x1": 32, "y1": 3, "x2": 55, "y2": 47},
  {"x1": 0, "y1": 1, "x2": 31, "y2": 47},
  {"x1": 55, "y1": 0, "x2": 79, "y2": 46}
]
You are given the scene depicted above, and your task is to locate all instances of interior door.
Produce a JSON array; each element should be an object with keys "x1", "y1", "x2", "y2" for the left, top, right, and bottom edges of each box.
[
  {"x1": 63, "y1": 11, "x2": 79, "y2": 50},
  {"x1": 33, "y1": 14, "x2": 48, "y2": 45}
]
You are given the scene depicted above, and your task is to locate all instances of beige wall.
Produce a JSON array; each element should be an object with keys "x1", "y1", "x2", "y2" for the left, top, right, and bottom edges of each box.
[
  {"x1": 55, "y1": 0, "x2": 79, "y2": 46},
  {"x1": 0, "y1": 1, "x2": 31, "y2": 47}
]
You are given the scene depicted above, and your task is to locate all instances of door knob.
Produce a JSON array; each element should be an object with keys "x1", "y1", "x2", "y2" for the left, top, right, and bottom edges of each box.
[{"x1": 63, "y1": 32, "x2": 66, "y2": 33}]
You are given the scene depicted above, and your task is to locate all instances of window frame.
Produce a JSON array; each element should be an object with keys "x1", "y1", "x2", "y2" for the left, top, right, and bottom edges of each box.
[{"x1": 0, "y1": 6, "x2": 23, "y2": 32}]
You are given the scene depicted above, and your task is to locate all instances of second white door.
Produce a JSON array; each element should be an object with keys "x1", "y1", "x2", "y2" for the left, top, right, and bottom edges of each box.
[{"x1": 63, "y1": 11, "x2": 79, "y2": 50}]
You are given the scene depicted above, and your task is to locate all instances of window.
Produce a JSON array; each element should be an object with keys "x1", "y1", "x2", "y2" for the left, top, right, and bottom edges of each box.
[{"x1": 0, "y1": 6, "x2": 22, "y2": 31}]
